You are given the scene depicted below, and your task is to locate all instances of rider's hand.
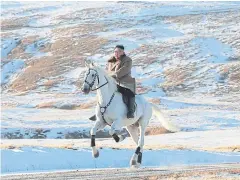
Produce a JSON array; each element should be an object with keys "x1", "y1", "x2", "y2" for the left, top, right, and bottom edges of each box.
[
  {"x1": 111, "y1": 74, "x2": 117, "y2": 79},
  {"x1": 109, "y1": 72, "x2": 117, "y2": 79}
]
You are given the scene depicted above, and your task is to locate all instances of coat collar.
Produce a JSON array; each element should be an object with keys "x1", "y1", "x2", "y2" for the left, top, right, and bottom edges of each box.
[
  {"x1": 110, "y1": 60, "x2": 120, "y2": 71},
  {"x1": 119, "y1": 54, "x2": 126, "y2": 61}
]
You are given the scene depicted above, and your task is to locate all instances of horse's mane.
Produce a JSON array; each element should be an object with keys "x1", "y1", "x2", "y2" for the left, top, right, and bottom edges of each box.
[{"x1": 93, "y1": 65, "x2": 117, "y2": 92}]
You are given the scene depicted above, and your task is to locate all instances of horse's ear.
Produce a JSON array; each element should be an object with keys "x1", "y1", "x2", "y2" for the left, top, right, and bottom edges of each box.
[
  {"x1": 85, "y1": 59, "x2": 91, "y2": 68},
  {"x1": 85, "y1": 61, "x2": 89, "y2": 68}
]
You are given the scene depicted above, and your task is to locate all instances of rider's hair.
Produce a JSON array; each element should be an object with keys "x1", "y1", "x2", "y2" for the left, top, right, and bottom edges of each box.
[{"x1": 115, "y1": 45, "x2": 124, "y2": 50}]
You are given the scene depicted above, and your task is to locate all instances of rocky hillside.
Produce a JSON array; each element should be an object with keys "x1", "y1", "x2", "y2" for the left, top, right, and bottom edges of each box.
[{"x1": 1, "y1": 1, "x2": 240, "y2": 139}]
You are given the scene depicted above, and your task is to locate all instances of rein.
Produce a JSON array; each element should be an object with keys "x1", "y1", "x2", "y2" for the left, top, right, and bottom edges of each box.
[
  {"x1": 84, "y1": 68, "x2": 109, "y2": 91},
  {"x1": 98, "y1": 92, "x2": 115, "y2": 123}
]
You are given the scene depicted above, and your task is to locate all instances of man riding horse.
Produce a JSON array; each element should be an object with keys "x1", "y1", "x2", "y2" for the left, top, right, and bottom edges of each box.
[
  {"x1": 89, "y1": 45, "x2": 136, "y2": 121},
  {"x1": 82, "y1": 47, "x2": 179, "y2": 167}
]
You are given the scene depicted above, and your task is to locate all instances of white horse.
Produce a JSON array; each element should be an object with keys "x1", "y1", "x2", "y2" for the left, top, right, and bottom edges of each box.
[{"x1": 81, "y1": 61, "x2": 180, "y2": 168}]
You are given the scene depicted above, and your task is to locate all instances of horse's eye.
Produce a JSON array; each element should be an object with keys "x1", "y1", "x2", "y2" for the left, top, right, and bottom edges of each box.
[{"x1": 92, "y1": 74, "x2": 94, "y2": 77}]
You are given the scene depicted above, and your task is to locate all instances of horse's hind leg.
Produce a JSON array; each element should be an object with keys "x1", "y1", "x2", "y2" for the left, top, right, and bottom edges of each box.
[
  {"x1": 130, "y1": 110, "x2": 151, "y2": 168},
  {"x1": 126, "y1": 125, "x2": 139, "y2": 145},
  {"x1": 126, "y1": 125, "x2": 140, "y2": 167},
  {"x1": 133, "y1": 123, "x2": 147, "y2": 168}
]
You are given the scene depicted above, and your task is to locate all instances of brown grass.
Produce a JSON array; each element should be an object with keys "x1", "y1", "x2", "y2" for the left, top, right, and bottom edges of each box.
[
  {"x1": 7, "y1": 43, "x2": 28, "y2": 59},
  {"x1": 148, "y1": 98, "x2": 161, "y2": 105},
  {"x1": 143, "y1": 168, "x2": 240, "y2": 180},
  {"x1": 9, "y1": 35, "x2": 108, "y2": 92},
  {"x1": 37, "y1": 102, "x2": 55, "y2": 108},
  {"x1": 162, "y1": 65, "x2": 196, "y2": 90},
  {"x1": 75, "y1": 100, "x2": 96, "y2": 109},
  {"x1": 5, "y1": 35, "x2": 43, "y2": 61},
  {"x1": 1, "y1": 17, "x2": 29, "y2": 30},
  {"x1": 34, "y1": 99, "x2": 96, "y2": 110},
  {"x1": 229, "y1": 70, "x2": 240, "y2": 82},
  {"x1": 43, "y1": 80, "x2": 58, "y2": 87},
  {"x1": 52, "y1": 24, "x2": 105, "y2": 38},
  {"x1": 215, "y1": 146, "x2": 240, "y2": 152},
  {"x1": 145, "y1": 126, "x2": 170, "y2": 135},
  {"x1": 137, "y1": 87, "x2": 150, "y2": 94}
]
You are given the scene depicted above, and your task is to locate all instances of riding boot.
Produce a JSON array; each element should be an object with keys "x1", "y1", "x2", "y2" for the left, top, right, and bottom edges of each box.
[
  {"x1": 127, "y1": 96, "x2": 135, "y2": 118},
  {"x1": 89, "y1": 115, "x2": 96, "y2": 121}
]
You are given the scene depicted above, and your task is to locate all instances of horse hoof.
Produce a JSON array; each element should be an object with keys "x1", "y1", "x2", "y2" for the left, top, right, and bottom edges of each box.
[
  {"x1": 93, "y1": 150, "x2": 99, "y2": 158},
  {"x1": 131, "y1": 164, "x2": 140, "y2": 169},
  {"x1": 131, "y1": 160, "x2": 137, "y2": 166}
]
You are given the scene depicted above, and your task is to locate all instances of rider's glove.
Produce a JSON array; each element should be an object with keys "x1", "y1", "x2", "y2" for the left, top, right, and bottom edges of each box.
[{"x1": 111, "y1": 74, "x2": 117, "y2": 79}]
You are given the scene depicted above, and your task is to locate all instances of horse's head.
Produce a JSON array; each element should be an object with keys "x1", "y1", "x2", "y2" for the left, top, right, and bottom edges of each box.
[{"x1": 81, "y1": 60, "x2": 99, "y2": 94}]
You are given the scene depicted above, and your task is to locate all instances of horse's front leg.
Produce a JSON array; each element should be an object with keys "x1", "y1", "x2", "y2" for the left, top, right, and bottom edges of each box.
[
  {"x1": 109, "y1": 118, "x2": 124, "y2": 143},
  {"x1": 90, "y1": 119, "x2": 106, "y2": 158}
]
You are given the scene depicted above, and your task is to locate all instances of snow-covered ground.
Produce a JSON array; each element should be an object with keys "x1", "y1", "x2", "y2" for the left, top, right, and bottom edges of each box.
[
  {"x1": 1, "y1": 1, "x2": 240, "y2": 176},
  {"x1": 1, "y1": 129, "x2": 240, "y2": 174},
  {"x1": 2, "y1": 146, "x2": 240, "y2": 174},
  {"x1": 1, "y1": 60, "x2": 25, "y2": 85}
]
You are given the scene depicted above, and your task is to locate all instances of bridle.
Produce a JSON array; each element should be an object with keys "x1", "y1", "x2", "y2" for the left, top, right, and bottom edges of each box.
[{"x1": 84, "y1": 68, "x2": 108, "y2": 91}]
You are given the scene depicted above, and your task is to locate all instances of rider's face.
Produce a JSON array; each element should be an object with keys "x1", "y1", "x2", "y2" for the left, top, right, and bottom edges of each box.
[{"x1": 114, "y1": 48, "x2": 124, "y2": 59}]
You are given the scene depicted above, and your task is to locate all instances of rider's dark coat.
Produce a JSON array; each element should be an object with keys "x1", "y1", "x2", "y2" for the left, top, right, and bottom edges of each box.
[{"x1": 106, "y1": 54, "x2": 136, "y2": 94}]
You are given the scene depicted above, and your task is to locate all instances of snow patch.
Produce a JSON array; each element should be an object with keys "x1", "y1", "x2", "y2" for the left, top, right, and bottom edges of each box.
[
  {"x1": 87, "y1": 54, "x2": 111, "y2": 67},
  {"x1": 25, "y1": 39, "x2": 51, "y2": 58},
  {"x1": 2, "y1": 147, "x2": 240, "y2": 174},
  {"x1": 1, "y1": 38, "x2": 20, "y2": 59},
  {"x1": 11, "y1": 149, "x2": 24, "y2": 153},
  {"x1": 192, "y1": 38, "x2": 234, "y2": 63},
  {"x1": 64, "y1": 67, "x2": 86, "y2": 79},
  {"x1": 1, "y1": 60, "x2": 25, "y2": 85}
]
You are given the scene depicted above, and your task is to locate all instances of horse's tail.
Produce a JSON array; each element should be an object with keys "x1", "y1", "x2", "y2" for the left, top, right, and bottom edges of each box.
[{"x1": 151, "y1": 103, "x2": 180, "y2": 132}]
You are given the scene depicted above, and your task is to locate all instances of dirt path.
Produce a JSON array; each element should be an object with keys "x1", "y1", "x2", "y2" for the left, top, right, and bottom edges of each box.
[{"x1": 2, "y1": 163, "x2": 239, "y2": 180}]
